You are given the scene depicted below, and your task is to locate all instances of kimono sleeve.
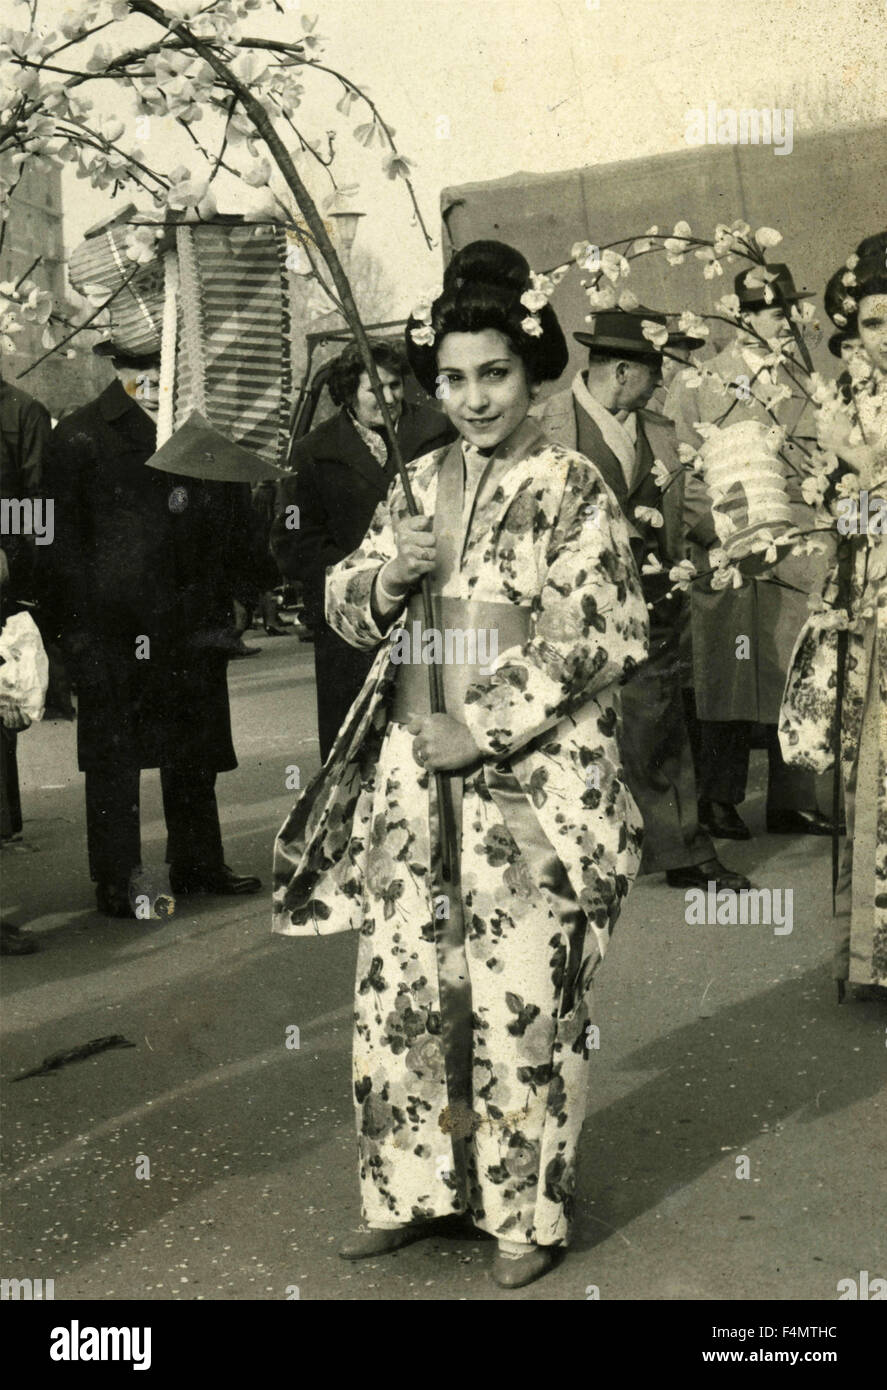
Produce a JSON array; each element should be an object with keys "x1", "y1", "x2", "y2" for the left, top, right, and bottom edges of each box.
[
  {"x1": 462, "y1": 455, "x2": 650, "y2": 759},
  {"x1": 323, "y1": 483, "x2": 402, "y2": 651}
]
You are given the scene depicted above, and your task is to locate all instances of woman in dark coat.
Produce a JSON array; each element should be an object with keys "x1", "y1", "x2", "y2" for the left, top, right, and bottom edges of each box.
[{"x1": 271, "y1": 340, "x2": 455, "y2": 761}]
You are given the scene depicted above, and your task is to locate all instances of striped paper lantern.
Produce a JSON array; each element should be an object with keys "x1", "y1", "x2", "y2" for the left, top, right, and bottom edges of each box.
[
  {"x1": 169, "y1": 223, "x2": 303, "y2": 469},
  {"x1": 700, "y1": 420, "x2": 796, "y2": 560},
  {"x1": 68, "y1": 223, "x2": 165, "y2": 357}
]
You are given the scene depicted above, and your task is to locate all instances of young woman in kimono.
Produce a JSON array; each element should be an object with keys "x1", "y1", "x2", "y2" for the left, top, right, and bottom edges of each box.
[
  {"x1": 273, "y1": 242, "x2": 649, "y2": 1287},
  {"x1": 781, "y1": 254, "x2": 887, "y2": 997}
]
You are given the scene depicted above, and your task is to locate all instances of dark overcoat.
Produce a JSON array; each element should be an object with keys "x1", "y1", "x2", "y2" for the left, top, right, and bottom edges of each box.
[
  {"x1": 42, "y1": 380, "x2": 258, "y2": 772},
  {"x1": 271, "y1": 402, "x2": 455, "y2": 759}
]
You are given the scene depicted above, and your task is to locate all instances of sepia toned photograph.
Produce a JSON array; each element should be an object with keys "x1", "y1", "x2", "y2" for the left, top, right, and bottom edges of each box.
[{"x1": 1, "y1": 0, "x2": 884, "y2": 1342}]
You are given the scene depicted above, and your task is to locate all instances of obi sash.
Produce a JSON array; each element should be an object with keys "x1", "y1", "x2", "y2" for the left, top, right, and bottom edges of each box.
[{"x1": 391, "y1": 596, "x2": 530, "y2": 722}]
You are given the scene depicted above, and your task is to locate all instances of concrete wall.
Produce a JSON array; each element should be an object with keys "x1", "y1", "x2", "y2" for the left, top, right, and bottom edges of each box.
[{"x1": 440, "y1": 124, "x2": 887, "y2": 393}]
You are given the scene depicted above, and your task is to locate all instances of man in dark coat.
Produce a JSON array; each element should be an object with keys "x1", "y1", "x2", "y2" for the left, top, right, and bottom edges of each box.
[
  {"x1": 41, "y1": 343, "x2": 261, "y2": 916},
  {"x1": 271, "y1": 340, "x2": 455, "y2": 761},
  {"x1": 1, "y1": 376, "x2": 51, "y2": 605},
  {"x1": 536, "y1": 309, "x2": 749, "y2": 894},
  {"x1": 666, "y1": 266, "x2": 833, "y2": 840}
]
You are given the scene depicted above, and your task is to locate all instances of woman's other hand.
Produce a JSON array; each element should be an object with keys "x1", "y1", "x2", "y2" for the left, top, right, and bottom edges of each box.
[{"x1": 407, "y1": 713, "x2": 481, "y2": 771}]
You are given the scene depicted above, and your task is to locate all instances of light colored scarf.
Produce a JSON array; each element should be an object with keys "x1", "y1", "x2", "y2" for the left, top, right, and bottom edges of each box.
[
  {"x1": 349, "y1": 410, "x2": 390, "y2": 468},
  {"x1": 571, "y1": 371, "x2": 637, "y2": 488}
]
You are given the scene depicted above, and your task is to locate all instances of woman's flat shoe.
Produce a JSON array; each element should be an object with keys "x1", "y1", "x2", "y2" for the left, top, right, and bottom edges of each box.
[
  {"x1": 338, "y1": 1225, "x2": 426, "y2": 1260},
  {"x1": 491, "y1": 1246, "x2": 556, "y2": 1289}
]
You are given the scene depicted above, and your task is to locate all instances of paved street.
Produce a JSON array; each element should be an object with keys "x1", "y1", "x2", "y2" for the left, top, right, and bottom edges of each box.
[{"x1": 2, "y1": 633, "x2": 884, "y2": 1302}]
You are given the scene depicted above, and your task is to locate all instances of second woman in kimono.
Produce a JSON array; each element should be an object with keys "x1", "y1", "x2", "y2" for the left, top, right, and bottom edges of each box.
[
  {"x1": 780, "y1": 248, "x2": 887, "y2": 997},
  {"x1": 273, "y1": 241, "x2": 649, "y2": 1288}
]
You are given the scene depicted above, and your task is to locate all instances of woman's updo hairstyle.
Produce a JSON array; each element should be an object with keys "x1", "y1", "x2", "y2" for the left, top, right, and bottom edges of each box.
[
  {"x1": 405, "y1": 239, "x2": 569, "y2": 396},
  {"x1": 824, "y1": 230, "x2": 887, "y2": 331}
]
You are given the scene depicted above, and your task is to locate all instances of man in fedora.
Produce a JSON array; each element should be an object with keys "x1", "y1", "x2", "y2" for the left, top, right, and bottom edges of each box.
[
  {"x1": 535, "y1": 308, "x2": 749, "y2": 894},
  {"x1": 666, "y1": 264, "x2": 833, "y2": 841},
  {"x1": 40, "y1": 322, "x2": 262, "y2": 917}
]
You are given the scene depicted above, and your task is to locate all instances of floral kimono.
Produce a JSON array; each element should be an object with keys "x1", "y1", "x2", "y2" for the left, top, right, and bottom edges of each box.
[
  {"x1": 779, "y1": 380, "x2": 887, "y2": 988},
  {"x1": 273, "y1": 416, "x2": 649, "y2": 1245}
]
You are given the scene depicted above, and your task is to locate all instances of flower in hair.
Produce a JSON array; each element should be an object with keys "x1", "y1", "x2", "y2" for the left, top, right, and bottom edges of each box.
[
  {"x1": 409, "y1": 291, "x2": 437, "y2": 346},
  {"x1": 520, "y1": 270, "x2": 557, "y2": 313},
  {"x1": 520, "y1": 288, "x2": 549, "y2": 314},
  {"x1": 410, "y1": 323, "x2": 435, "y2": 346},
  {"x1": 518, "y1": 270, "x2": 560, "y2": 335}
]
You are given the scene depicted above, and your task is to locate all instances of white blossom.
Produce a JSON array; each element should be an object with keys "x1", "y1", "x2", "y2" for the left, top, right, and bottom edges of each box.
[{"x1": 754, "y1": 226, "x2": 783, "y2": 248}]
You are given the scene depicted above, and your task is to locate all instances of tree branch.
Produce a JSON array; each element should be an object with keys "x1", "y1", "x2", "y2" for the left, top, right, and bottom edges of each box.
[{"x1": 126, "y1": 0, "x2": 454, "y2": 874}]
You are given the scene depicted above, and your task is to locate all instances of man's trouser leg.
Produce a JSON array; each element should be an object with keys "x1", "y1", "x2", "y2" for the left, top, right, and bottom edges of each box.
[
  {"x1": 1, "y1": 727, "x2": 22, "y2": 839},
  {"x1": 620, "y1": 630, "x2": 715, "y2": 872},
  {"x1": 84, "y1": 766, "x2": 141, "y2": 886},
  {"x1": 695, "y1": 720, "x2": 752, "y2": 806},
  {"x1": 161, "y1": 765, "x2": 225, "y2": 874}
]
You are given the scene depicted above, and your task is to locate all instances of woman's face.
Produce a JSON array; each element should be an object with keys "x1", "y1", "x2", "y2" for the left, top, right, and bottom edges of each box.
[
  {"x1": 353, "y1": 365, "x2": 404, "y2": 428},
  {"x1": 856, "y1": 293, "x2": 887, "y2": 373},
  {"x1": 436, "y1": 329, "x2": 532, "y2": 450}
]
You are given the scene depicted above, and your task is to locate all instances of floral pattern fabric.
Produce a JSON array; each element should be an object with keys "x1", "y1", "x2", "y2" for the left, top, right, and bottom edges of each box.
[
  {"x1": 779, "y1": 387, "x2": 887, "y2": 987},
  {"x1": 273, "y1": 426, "x2": 649, "y2": 1244}
]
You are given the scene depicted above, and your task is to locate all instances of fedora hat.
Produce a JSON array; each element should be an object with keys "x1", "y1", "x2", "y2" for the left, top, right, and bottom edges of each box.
[
  {"x1": 573, "y1": 308, "x2": 705, "y2": 361},
  {"x1": 733, "y1": 263, "x2": 813, "y2": 309}
]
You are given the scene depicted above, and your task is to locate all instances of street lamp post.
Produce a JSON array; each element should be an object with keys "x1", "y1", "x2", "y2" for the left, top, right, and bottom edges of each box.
[{"x1": 328, "y1": 205, "x2": 365, "y2": 270}]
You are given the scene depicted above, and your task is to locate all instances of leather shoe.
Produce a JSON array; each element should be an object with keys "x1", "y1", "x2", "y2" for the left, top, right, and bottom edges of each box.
[
  {"x1": 338, "y1": 1225, "x2": 427, "y2": 1260},
  {"x1": 491, "y1": 1246, "x2": 556, "y2": 1289},
  {"x1": 96, "y1": 882, "x2": 136, "y2": 918},
  {"x1": 169, "y1": 864, "x2": 262, "y2": 896},
  {"x1": 666, "y1": 860, "x2": 751, "y2": 893},
  {"x1": 698, "y1": 799, "x2": 751, "y2": 840},
  {"x1": 765, "y1": 809, "x2": 838, "y2": 836}
]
